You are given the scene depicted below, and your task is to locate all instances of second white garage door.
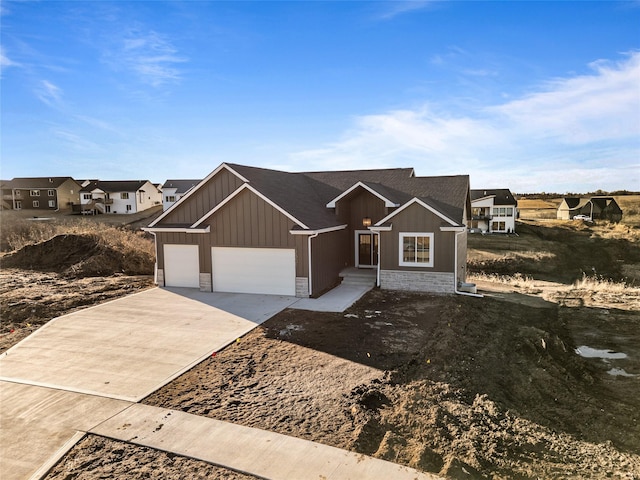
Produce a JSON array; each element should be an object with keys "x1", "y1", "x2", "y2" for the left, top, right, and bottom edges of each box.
[{"x1": 212, "y1": 247, "x2": 295, "y2": 296}]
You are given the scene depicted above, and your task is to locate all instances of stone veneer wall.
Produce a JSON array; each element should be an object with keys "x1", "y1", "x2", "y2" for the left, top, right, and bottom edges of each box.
[
  {"x1": 296, "y1": 277, "x2": 310, "y2": 298},
  {"x1": 199, "y1": 273, "x2": 212, "y2": 292},
  {"x1": 380, "y1": 270, "x2": 455, "y2": 293},
  {"x1": 156, "y1": 268, "x2": 164, "y2": 286}
]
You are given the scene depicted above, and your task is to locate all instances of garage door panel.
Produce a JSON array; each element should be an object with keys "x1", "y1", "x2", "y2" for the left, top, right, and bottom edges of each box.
[
  {"x1": 212, "y1": 247, "x2": 295, "y2": 296},
  {"x1": 164, "y1": 244, "x2": 200, "y2": 288}
]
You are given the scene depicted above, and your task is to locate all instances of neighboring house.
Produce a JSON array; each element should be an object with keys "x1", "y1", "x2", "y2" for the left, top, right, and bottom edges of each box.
[
  {"x1": 469, "y1": 189, "x2": 518, "y2": 233},
  {"x1": 144, "y1": 163, "x2": 471, "y2": 298},
  {"x1": 78, "y1": 180, "x2": 162, "y2": 214},
  {"x1": 161, "y1": 179, "x2": 200, "y2": 211},
  {"x1": 0, "y1": 177, "x2": 81, "y2": 211},
  {"x1": 557, "y1": 196, "x2": 622, "y2": 222}
]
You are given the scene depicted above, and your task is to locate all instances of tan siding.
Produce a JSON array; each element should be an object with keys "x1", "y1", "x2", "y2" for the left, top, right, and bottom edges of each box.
[
  {"x1": 159, "y1": 168, "x2": 243, "y2": 225},
  {"x1": 379, "y1": 203, "x2": 455, "y2": 273}
]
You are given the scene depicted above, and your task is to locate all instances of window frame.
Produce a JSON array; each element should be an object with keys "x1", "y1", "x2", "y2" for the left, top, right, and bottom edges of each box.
[
  {"x1": 121, "y1": 192, "x2": 129, "y2": 200},
  {"x1": 398, "y1": 232, "x2": 434, "y2": 268},
  {"x1": 32, "y1": 200, "x2": 40, "y2": 207},
  {"x1": 48, "y1": 200, "x2": 55, "y2": 208},
  {"x1": 47, "y1": 189, "x2": 55, "y2": 196},
  {"x1": 30, "y1": 190, "x2": 40, "y2": 197}
]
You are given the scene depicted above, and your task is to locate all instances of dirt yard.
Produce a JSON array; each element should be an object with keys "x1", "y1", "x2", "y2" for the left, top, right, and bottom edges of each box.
[{"x1": 2, "y1": 213, "x2": 639, "y2": 479}]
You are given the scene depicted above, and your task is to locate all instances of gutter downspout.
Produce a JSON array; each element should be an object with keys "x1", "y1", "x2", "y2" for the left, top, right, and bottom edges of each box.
[
  {"x1": 307, "y1": 232, "x2": 319, "y2": 297},
  {"x1": 374, "y1": 231, "x2": 381, "y2": 287},
  {"x1": 454, "y1": 229, "x2": 483, "y2": 298}
]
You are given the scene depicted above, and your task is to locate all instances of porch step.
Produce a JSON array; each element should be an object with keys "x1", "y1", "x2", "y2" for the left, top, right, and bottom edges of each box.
[{"x1": 339, "y1": 268, "x2": 377, "y2": 287}]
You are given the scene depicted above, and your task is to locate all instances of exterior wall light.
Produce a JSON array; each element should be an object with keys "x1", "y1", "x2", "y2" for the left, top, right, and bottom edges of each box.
[{"x1": 362, "y1": 216, "x2": 372, "y2": 227}]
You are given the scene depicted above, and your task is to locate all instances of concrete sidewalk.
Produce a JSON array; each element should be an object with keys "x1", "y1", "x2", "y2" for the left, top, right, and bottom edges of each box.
[
  {"x1": 290, "y1": 284, "x2": 372, "y2": 312},
  {"x1": 92, "y1": 403, "x2": 439, "y2": 480}
]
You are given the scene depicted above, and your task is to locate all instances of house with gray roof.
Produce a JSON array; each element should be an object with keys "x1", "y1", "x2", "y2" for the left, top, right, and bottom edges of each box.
[
  {"x1": 469, "y1": 189, "x2": 518, "y2": 233},
  {"x1": 161, "y1": 179, "x2": 200, "y2": 211},
  {"x1": 78, "y1": 180, "x2": 161, "y2": 215},
  {"x1": 557, "y1": 196, "x2": 622, "y2": 222},
  {"x1": 1, "y1": 177, "x2": 81, "y2": 211},
  {"x1": 144, "y1": 163, "x2": 471, "y2": 297}
]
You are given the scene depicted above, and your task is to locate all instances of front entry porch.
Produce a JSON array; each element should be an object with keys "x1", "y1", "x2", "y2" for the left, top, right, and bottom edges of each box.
[{"x1": 339, "y1": 267, "x2": 376, "y2": 287}]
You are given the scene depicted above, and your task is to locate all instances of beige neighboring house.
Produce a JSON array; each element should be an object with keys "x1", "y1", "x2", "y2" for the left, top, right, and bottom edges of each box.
[
  {"x1": 0, "y1": 177, "x2": 81, "y2": 211},
  {"x1": 78, "y1": 180, "x2": 162, "y2": 214},
  {"x1": 557, "y1": 196, "x2": 623, "y2": 222},
  {"x1": 144, "y1": 163, "x2": 471, "y2": 298}
]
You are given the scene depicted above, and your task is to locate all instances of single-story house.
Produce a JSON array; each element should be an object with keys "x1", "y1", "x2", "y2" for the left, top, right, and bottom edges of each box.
[
  {"x1": 469, "y1": 189, "x2": 518, "y2": 233},
  {"x1": 0, "y1": 177, "x2": 81, "y2": 211},
  {"x1": 161, "y1": 179, "x2": 201, "y2": 211},
  {"x1": 144, "y1": 163, "x2": 471, "y2": 297},
  {"x1": 557, "y1": 196, "x2": 622, "y2": 222},
  {"x1": 77, "y1": 180, "x2": 162, "y2": 214}
]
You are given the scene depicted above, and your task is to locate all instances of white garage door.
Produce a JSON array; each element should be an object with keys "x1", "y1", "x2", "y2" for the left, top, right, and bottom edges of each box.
[
  {"x1": 164, "y1": 244, "x2": 200, "y2": 288},
  {"x1": 212, "y1": 247, "x2": 295, "y2": 296}
]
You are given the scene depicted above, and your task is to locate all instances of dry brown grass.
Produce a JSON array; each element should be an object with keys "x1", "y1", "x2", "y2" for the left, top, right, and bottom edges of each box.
[
  {"x1": 0, "y1": 217, "x2": 155, "y2": 277},
  {"x1": 0, "y1": 217, "x2": 152, "y2": 253}
]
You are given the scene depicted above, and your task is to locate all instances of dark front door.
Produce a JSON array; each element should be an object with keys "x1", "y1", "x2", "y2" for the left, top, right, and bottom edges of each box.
[{"x1": 356, "y1": 231, "x2": 378, "y2": 268}]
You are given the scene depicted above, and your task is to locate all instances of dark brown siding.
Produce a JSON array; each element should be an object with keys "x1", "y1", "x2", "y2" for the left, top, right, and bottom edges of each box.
[
  {"x1": 157, "y1": 188, "x2": 305, "y2": 275},
  {"x1": 379, "y1": 203, "x2": 455, "y2": 273},
  {"x1": 337, "y1": 189, "x2": 387, "y2": 266},
  {"x1": 159, "y1": 168, "x2": 243, "y2": 225},
  {"x1": 311, "y1": 228, "x2": 349, "y2": 296}
]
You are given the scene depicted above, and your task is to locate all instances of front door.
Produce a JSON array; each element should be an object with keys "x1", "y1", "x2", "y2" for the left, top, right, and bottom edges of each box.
[{"x1": 356, "y1": 231, "x2": 378, "y2": 268}]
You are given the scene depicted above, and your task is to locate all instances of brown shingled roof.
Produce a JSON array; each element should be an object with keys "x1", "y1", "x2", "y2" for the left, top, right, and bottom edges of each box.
[{"x1": 227, "y1": 163, "x2": 469, "y2": 230}]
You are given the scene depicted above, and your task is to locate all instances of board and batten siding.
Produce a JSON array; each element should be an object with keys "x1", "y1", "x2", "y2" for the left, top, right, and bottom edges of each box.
[
  {"x1": 311, "y1": 228, "x2": 349, "y2": 296},
  {"x1": 157, "y1": 188, "x2": 308, "y2": 277},
  {"x1": 379, "y1": 203, "x2": 456, "y2": 273},
  {"x1": 160, "y1": 168, "x2": 244, "y2": 225},
  {"x1": 336, "y1": 189, "x2": 387, "y2": 266}
]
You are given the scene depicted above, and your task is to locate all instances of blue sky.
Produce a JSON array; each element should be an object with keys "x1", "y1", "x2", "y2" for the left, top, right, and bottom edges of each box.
[{"x1": 1, "y1": 1, "x2": 639, "y2": 193}]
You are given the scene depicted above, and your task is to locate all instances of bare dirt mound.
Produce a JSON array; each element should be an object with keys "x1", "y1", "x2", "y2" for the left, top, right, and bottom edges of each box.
[{"x1": 0, "y1": 233, "x2": 153, "y2": 277}]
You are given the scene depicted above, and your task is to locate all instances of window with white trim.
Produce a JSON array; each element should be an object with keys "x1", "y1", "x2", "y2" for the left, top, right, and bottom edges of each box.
[
  {"x1": 32, "y1": 200, "x2": 39, "y2": 207},
  {"x1": 30, "y1": 190, "x2": 40, "y2": 197},
  {"x1": 83, "y1": 193, "x2": 92, "y2": 200},
  {"x1": 121, "y1": 192, "x2": 129, "y2": 199},
  {"x1": 48, "y1": 189, "x2": 55, "y2": 196},
  {"x1": 48, "y1": 200, "x2": 55, "y2": 208},
  {"x1": 126, "y1": 204, "x2": 132, "y2": 211},
  {"x1": 165, "y1": 195, "x2": 176, "y2": 202},
  {"x1": 399, "y1": 233, "x2": 434, "y2": 267}
]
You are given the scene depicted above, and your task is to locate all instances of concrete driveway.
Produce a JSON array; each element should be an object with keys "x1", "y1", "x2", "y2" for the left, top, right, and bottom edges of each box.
[
  {"x1": 0, "y1": 287, "x2": 297, "y2": 402},
  {"x1": 0, "y1": 287, "x2": 297, "y2": 479}
]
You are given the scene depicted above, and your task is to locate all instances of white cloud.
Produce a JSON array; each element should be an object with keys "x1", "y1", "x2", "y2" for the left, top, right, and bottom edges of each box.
[
  {"x1": 0, "y1": 46, "x2": 20, "y2": 75},
  {"x1": 36, "y1": 80, "x2": 63, "y2": 107},
  {"x1": 109, "y1": 29, "x2": 187, "y2": 87},
  {"x1": 492, "y1": 53, "x2": 640, "y2": 144},
  {"x1": 375, "y1": 1, "x2": 436, "y2": 20},
  {"x1": 291, "y1": 52, "x2": 640, "y2": 192}
]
